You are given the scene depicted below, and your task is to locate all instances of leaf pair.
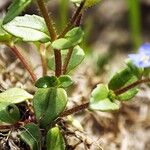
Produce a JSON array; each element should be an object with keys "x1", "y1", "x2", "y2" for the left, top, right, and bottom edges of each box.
[
  {"x1": 108, "y1": 67, "x2": 139, "y2": 101},
  {"x1": 2, "y1": 14, "x2": 84, "y2": 46},
  {"x1": 90, "y1": 64, "x2": 142, "y2": 111},
  {"x1": 52, "y1": 27, "x2": 84, "y2": 50},
  {"x1": 20, "y1": 124, "x2": 65, "y2": 150},
  {"x1": 48, "y1": 45, "x2": 85, "y2": 73},
  {"x1": 35, "y1": 75, "x2": 73, "y2": 88},
  {"x1": 89, "y1": 84, "x2": 120, "y2": 111}
]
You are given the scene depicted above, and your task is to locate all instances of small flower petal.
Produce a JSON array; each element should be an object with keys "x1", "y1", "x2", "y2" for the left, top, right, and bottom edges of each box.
[
  {"x1": 128, "y1": 53, "x2": 150, "y2": 68},
  {"x1": 128, "y1": 54, "x2": 143, "y2": 68},
  {"x1": 139, "y1": 43, "x2": 150, "y2": 55}
]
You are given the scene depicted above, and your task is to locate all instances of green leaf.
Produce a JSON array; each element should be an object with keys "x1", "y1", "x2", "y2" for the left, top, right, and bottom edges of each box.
[
  {"x1": 3, "y1": 0, "x2": 32, "y2": 24},
  {"x1": 20, "y1": 123, "x2": 41, "y2": 150},
  {"x1": 126, "y1": 60, "x2": 144, "y2": 79},
  {"x1": 0, "y1": 103, "x2": 20, "y2": 124},
  {"x1": 108, "y1": 68, "x2": 136, "y2": 90},
  {"x1": 33, "y1": 88, "x2": 67, "y2": 128},
  {"x1": 117, "y1": 88, "x2": 139, "y2": 101},
  {"x1": 0, "y1": 88, "x2": 33, "y2": 104},
  {"x1": 89, "y1": 98, "x2": 120, "y2": 111},
  {"x1": 58, "y1": 75, "x2": 74, "y2": 88},
  {"x1": 0, "y1": 21, "x2": 12, "y2": 42},
  {"x1": 3, "y1": 15, "x2": 50, "y2": 42},
  {"x1": 35, "y1": 76, "x2": 58, "y2": 88},
  {"x1": 48, "y1": 45, "x2": 85, "y2": 73},
  {"x1": 52, "y1": 27, "x2": 84, "y2": 50},
  {"x1": 91, "y1": 84, "x2": 109, "y2": 101},
  {"x1": 46, "y1": 127, "x2": 66, "y2": 150},
  {"x1": 67, "y1": 46, "x2": 85, "y2": 72},
  {"x1": 89, "y1": 84, "x2": 120, "y2": 111}
]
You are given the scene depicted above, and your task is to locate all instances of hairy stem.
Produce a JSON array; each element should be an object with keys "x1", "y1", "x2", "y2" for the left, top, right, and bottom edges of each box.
[
  {"x1": 61, "y1": 78, "x2": 150, "y2": 117},
  {"x1": 114, "y1": 78, "x2": 150, "y2": 95},
  {"x1": 40, "y1": 44, "x2": 47, "y2": 76},
  {"x1": 62, "y1": 47, "x2": 73, "y2": 74},
  {"x1": 60, "y1": 102, "x2": 89, "y2": 117},
  {"x1": 36, "y1": 0, "x2": 62, "y2": 77},
  {"x1": 8, "y1": 44, "x2": 37, "y2": 82},
  {"x1": 62, "y1": 9, "x2": 83, "y2": 74},
  {"x1": 36, "y1": 0, "x2": 57, "y2": 41},
  {"x1": 0, "y1": 117, "x2": 35, "y2": 130},
  {"x1": 58, "y1": 0, "x2": 85, "y2": 38}
]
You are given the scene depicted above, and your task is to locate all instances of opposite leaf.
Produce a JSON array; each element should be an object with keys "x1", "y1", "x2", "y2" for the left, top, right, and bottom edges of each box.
[
  {"x1": 117, "y1": 88, "x2": 139, "y2": 101},
  {"x1": 48, "y1": 45, "x2": 85, "y2": 73},
  {"x1": 20, "y1": 123, "x2": 41, "y2": 150},
  {"x1": 89, "y1": 84, "x2": 120, "y2": 111},
  {"x1": 35, "y1": 76, "x2": 59, "y2": 88},
  {"x1": 58, "y1": 75, "x2": 74, "y2": 88},
  {"x1": 91, "y1": 84, "x2": 109, "y2": 101},
  {"x1": 0, "y1": 88, "x2": 33, "y2": 104},
  {"x1": 46, "y1": 127, "x2": 66, "y2": 150},
  {"x1": 0, "y1": 103, "x2": 20, "y2": 124},
  {"x1": 33, "y1": 88, "x2": 67, "y2": 128},
  {"x1": 3, "y1": 0, "x2": 32, "y2": 24},
  {"x1": 90, "y1": 98, "x2": 120, "y2": 111},
  {"x1": 52, "y1": 27, "x2": 84, "y2": 50},
  {"x1": 108, "y1": 68, "x2": 136, "y2": 90},
  {"x1": 3, "y1": 15, "x2": 50, "y2": 43}
]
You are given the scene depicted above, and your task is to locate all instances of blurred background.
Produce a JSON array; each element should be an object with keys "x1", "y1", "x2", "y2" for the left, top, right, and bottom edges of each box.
[{"x1": 0, "y1": 0, "x2": 150, "y2": 150}]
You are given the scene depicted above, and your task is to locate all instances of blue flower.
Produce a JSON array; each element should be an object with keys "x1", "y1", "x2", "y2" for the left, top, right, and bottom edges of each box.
[{"x1": 128, "y1": 43, "x2": 150, "y2": 68}]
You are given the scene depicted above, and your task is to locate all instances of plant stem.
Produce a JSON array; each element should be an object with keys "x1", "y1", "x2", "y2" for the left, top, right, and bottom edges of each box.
[
  {"x1": 62, "y1": 8, "x2": 83, "y2": 74},
  {"x1": 0, "y1": 117, "x2": 35, "y2": 130},
  {"x1": 62, "y1": 47, "x2": 73, "y2": 74},
  {"x1": 36, "y1": 0, "x2": 57, "y2": 41},
  {"x1": 127, "y1": 0, "x2": 142, "y2": 50},
  {"x1": 40, "y1": 44, "x2": 47, "y2": 76},
  {"x1": 61, "y1": 78, "x2": 150, "y2": 117},
  {"x1": 8, "y1": 44, "x2": 37, "y2": 82},
  {"x1": 114, "y1": 78, "x2": 150, "y2": 95},
  {"x1": 36, "y1": 0, "x2": 62, "y2": 77},
  {"x1": 60, "y1": 102, "x2": 89, "y2": 117},
  {"x1": 58, "y1": 0, "x2": 85, "y2": 38},
  {"x1": 59, "y1": 0, "x2": 69, "y2": 30}
]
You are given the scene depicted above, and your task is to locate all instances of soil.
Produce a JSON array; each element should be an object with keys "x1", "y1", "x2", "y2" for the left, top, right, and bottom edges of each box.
[{"x1": 0, "y1": 0, "x2": 150, "y2": 150}]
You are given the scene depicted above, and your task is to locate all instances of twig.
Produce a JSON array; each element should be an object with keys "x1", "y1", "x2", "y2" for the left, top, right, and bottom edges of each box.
[
  {"x1": 7, "y1": 44, "x2": 37, "y2": 82},
  {"x1": 62, "y1": 10, "x2": 83, "y2": 74},
  {"x1": 0, "y1": 118, "x2": 34, "y2": 130},
  {"x1": 61, "y1": 78, "x2": 150, "y2": 117},
  {"x1": 58, "y1": 0, "x2": 85, "y2": 38},
  {"x1": 60, "y1": 102, "x2": 89, "y2": 117},
  {"x1": 114, "y1": 78, "x2": 150, "y2": 95},
  {"x1": 36, "y1": 0, "x2": 57, "y2": 41},
  {"x1": 62, "y1": 47, "x2": 73, "y2": 74}
]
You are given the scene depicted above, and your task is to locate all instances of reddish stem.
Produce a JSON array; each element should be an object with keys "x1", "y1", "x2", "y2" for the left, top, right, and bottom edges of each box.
[
  {"x1": 8, "y1": 45, "x2": 37, "y2": 82},
  {"x1": 60, "y1": 102, "x2": 89, "y2": 117},
  {"x1": 58, "y1": 0, "x2": 85, "y2": 38},
  {"x1": 36, "y1": 0, "x2": 62, "y2": 77},
  {"x1": 114, "y1": 78, "x2": 150, "y2": 95},
  {"x1": 62, "y1": 48, "x2": 73, "y2": 74}
]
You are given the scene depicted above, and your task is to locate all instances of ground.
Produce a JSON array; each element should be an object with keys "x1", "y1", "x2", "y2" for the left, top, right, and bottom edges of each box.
[{"x1": 0, "y1": 0, "x2": 150, "y2": 150}]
